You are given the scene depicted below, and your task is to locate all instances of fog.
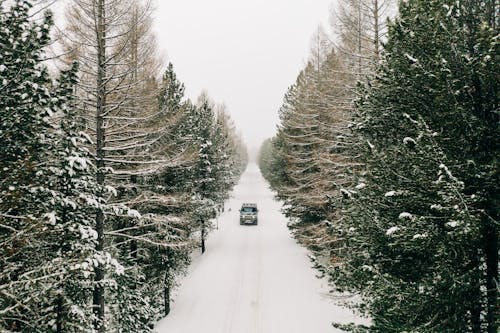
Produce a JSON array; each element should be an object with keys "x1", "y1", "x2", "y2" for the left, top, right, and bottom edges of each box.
[{"x1": 152, "y1": 0, "x2": 334, "y2": 150}]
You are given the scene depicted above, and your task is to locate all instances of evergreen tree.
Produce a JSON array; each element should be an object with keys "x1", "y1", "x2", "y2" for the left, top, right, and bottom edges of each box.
[
  {"x1": 0, "y1": 2, "x2": 72, "y2": 330},
  {"x1": 192, "y1": 98, "x2": 218, "y2": 254},
  {"x1": 158, "y1": 63, "x2": 185, "y2": 116},
  {"x1": 40, "y1": 65, "x2": 122, "y2": 333},
  {"x1": 332, "y1": 1, "x2": 499, "y2": 331},
  {"x1": 0, "y1": 2, "x2": 120, "y2": 330},
  {"x1": 265, "y1": 44, "x2": 356, "y2": 276},
  {"x1": 212, "y1": 106, "x2": 240, "y2": 205},
  {"x1": 133, "y1": 63, "x2": 195, "y2": 321},
  {"x1": 258, "y1": 137, "x2": 288, "y2": 189},
  {"x1": 0, "y1": 0, "x2": 53, "y2": 228},
  {"x1": 60, "y1": 1, "x2": 175, "y2": 329},
  {"x1": 1, "y1": 1, "x2": 247, "y2": 331}
]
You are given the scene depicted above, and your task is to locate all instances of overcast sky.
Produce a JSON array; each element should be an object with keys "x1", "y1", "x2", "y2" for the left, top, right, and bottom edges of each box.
[{"x1": 152, "y1": 0, "x2": 334, "y2": 150}]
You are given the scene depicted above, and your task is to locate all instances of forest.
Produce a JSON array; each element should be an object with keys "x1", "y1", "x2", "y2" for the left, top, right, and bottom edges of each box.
[
  {"x1": 259, "y1": 0, "x2": 498, "y2": 332},
  {"x1": 1, "y1": 0, "x2": 498, "y2": 332},
  {"x1": 0, "y1": 0, "x2": 247, "y2": 331}
]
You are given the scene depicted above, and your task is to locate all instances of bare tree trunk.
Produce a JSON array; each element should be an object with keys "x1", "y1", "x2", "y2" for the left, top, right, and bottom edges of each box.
[
  {"x1": 373, "y1": 0, "x2": 380, "y2": 59},
  {"x1": 164, "y1": 269, "x2": 171, "y2": 316},
  {"x1": 201, "y1": 219, "x2": 206, "y2": 254},
  {"x1": 466, "y1": 5, "x2": 498, "y2": 328},
  {"x1": 470, "y1": 251, "x2": 481, "y2": 333},
  {"x1": 93, "y1": 0, "x2": 106, "y2": 331},
  {"x1": 56, "y1": 297, "x2": 63, "y2": 333},
  {"x1": 357, "y1": 0, "x2": 362, "y2": 76},
  {"x1": 131, "y1": 4, "x2": 138, "y2": 84},
  {"x1": 485, "y1": 221, "x2": 498, "y2": 333},
  {"x1": 93, "y1": 210, "x2": 106, "y2": 333}
]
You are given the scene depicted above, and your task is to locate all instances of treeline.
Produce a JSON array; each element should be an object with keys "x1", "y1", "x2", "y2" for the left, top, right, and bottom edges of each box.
[
  {"x1": 0, "y1": 1, "x2": 247, "y2": 332},
  {"x1": 259, "y1": 0, "x2": 498, "y2": 332}
]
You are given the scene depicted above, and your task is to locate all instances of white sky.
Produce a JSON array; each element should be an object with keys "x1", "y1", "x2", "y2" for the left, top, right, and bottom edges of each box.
[{"x1": 152, "y1": 0, "x2": 334, "y2": 150}]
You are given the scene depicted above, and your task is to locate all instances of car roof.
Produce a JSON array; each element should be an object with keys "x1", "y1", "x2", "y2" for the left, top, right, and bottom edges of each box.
[{"x1": 241, "y1": 203, "x2": 257, "y2": 207}]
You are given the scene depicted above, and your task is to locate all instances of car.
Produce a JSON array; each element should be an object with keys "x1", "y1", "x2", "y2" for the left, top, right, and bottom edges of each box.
[{"x1": 239, "y1": 203, "x2": 258, "y2": 225}]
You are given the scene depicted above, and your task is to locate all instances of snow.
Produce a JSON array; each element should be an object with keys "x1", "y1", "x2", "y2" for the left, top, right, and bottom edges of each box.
[
  {"x1": 79, "y1": 131, "x2": 93, "y2": 144},
  {"x1": 155, "y1": 164, "x2": 368, "y2": 332},
  {"x1": 62, "y1": 198, "x2": 77, "y2": 210},
  {"x1": 79, "y1": 225, "x2": 98, "y2": 240},
  {"x1": 45, "y1": 211, "x2": 57, "y2": 225},
  {"x1": 430, "y1": 204, "x2": 443, "y2": 210},
  {"x1": 69, "y1": 305, "x2": 85, "y2": 320},
  {"x1": 127, "y1": 209, "x2": 141, "y2": 219},
  {"x1": 68, "y1": 156, "x2": 88, "y2": 170},
  {"x1": 404, "y1": 53, "x2": 418, "y2": 63},
  {"x1": 355, "y1": 183, "x2": 366, "y2": 190},
  {"x1": 386, "y1": 226, "x2": 400, "y2": 236},
  {"x1": 399, "y1": 212, "x2": 413, "y2": 219},
  {"x1": 340, "y1": 188, "x2": 353, "y2": 198},
  {"x1": 80, "y1": 194, "x2": 99, "y2": 208},
  {"x1": 105, "y1": 185, "x2": 117, "y2": 197},
  {"x1": 412, "y1": 233, "x2": 427, "y2": 240},
  {"x1": 403, "y1": 113, "x2": 419, "y2": 124},
  {"x1": 403, "y1": 137, "x2": 416, "y2": 145},
  {"x1": 384, "y1": 191, "x2": 396, "y2": 197}
]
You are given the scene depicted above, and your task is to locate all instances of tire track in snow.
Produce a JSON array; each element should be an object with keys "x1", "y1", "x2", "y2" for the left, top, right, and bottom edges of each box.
[
  {"x1": 221, "y1": 230, "x2": 247, "y2": 333},
  {"x1": 251, "y1": 225, "x2": 263, "y2": 333},
  {"x1": 155, "y1": 164, "x2": 369, "y2": 333}
]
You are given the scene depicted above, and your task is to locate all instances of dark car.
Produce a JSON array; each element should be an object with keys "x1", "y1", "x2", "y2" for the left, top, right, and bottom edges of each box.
[{"x1": 239, "y1": 203, "x2": 258, "y2": 225}]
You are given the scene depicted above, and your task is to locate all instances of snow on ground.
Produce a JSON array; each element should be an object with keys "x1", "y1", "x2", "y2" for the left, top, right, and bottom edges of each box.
[{"x1": 155, "y1": 164, "x2": 367, "y2": 333}]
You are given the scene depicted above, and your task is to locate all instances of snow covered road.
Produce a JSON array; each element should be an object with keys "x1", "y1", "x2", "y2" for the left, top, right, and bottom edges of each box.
[{"x1": 155, "y1": 164, "x2": 364, "y2": 333}]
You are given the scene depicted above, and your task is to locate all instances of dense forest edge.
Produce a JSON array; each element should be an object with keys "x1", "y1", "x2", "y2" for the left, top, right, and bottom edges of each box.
[
  {"x1": 0, "y1": 0, "x2": 247, "y2": 332},
  {"x1": 258, "y1": 0, "x2": 498, "y2": 332}
]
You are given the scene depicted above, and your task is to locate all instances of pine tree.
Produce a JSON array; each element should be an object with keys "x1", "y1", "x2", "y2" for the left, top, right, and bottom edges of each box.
[
  {"x1": 212, "y1": 106, "x2": 240, "y2": 205},
  {"x1": 1, "y1": 1, "x2": 247, "y2": 330},
  {"x1": 192, "y1": 98, "x2": 218, "y2": 254},
  {"x1": 332, "y1": 1, "x2": 499, "y2": 331},
  {"x1": 258, "y1": 137, "x2": 287, "y2": 188},
  {"x1": 0, "y1": 0, "x2": 53, "y2": 227},
  {"x1": 134, "y1": 63, "x2": 195, "y2": 320},
  {"x1": 0, "y1": 2, "x2": 73, "y2": 330},
  {"x1": 41, "y1": 64, "x2": 123, "y2": 333},
  {"x1": 59, "y1": 1, "x2": 179, "y2": 329},
  {"x1": 0, "y1": 2, "x2": 120, "y2": 330}
]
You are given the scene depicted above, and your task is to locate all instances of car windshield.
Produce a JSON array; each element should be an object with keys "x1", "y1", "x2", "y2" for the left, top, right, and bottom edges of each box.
[{"x1": 241, "y1": 207, "x2": 256, "y2": 213}]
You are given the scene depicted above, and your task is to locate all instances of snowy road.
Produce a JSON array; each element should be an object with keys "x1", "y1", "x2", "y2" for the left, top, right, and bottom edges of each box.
[{"x1": 155, "y1": 164, "x2": 365, "y2": 333}]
